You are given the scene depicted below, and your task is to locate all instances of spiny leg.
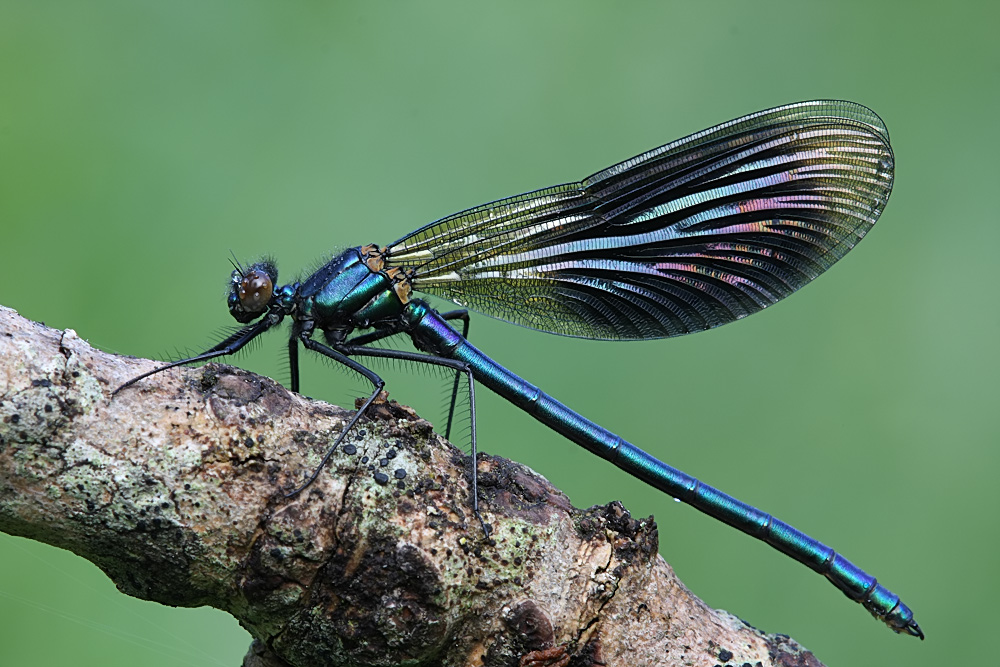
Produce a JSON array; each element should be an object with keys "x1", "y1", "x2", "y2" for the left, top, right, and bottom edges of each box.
[
  {"x1": 284, "y1": 336, "x2": 386, "y2": 497},
  {"x1": 344, "y1": 323, "x2": 407, "y2": 347},
  {"x1": 338, "y1": 343, "x2": 488, "y2": 538},
  {"x1": 114, "y1": 316, "x2": 279, "y2": 394},
  {"x1": 437, "y1": 310, "x2": 470, "y2": 441},
  {"x1": 345, "y1": 314, "x2": 470, "y2": 441},
  {"x1": 288, "y1": 335, "x2": 300, "y2": 393}
]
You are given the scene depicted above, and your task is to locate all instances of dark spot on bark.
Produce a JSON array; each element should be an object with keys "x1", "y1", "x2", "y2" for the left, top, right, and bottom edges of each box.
[
  {"x1": 576, "y1": 501, "x2": 658, "y2": 568},
  {"x1": 199, "y1": 368, "x2": 220, "y2": 390},
  {"x1": 393, "y1": 469, "x2": 406, "y2": 479},
  {"x1": 505, "y1": 600, "x2": 554, "y2": 651},
  {"x1": 342, "y1": 444, "x2": 357, "y2": 455},
  {"x1": 205, "y1": 368, "x2": 292, "y2": 419},
  {"x1": 277, "y1": 540, "x2": 445, "y2": 665},
  {"x1": 765, "y1": 633, "x2": 823, "y2": 666},
  {"x1": 719, "y1": 648, "x2": 734, "y2": 662},
  {"x1": 44, "y1": 404, "x2": 52, "y2": 413},
  {"x1": 515, "y1": 645, "x2": 571, "y2": 667},
  {"x1": 574, "y1": 637, "x2": 603, "y2": 666},
  {"x1": 473, "y1": 455, "x2": 572, "y2": 527},
  {"x1": 386, "y1": 449, "x2": 396, "y2": 459},
  {"x1": 374, "y1": 472, "x2": 389, "y2": 485}
]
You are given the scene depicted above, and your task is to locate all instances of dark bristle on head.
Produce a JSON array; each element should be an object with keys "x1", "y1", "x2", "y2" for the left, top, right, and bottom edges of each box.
[
  {"x1": 248, "y1": 258, "x2": 278, "y2": 287},
  {"x1": 228, "y1": 251, "x2": 245, "y2": 277}
]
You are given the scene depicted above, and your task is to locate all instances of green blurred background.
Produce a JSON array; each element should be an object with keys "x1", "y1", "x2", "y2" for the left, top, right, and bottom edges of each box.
[{"x1": 1, "y1": 2, "x2": 996, "y2": 665}]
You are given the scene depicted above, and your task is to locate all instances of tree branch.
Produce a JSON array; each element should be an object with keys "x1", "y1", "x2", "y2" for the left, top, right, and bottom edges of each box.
[{"x1": 0, "y1": 305, "x2": 823, "y2": 667}]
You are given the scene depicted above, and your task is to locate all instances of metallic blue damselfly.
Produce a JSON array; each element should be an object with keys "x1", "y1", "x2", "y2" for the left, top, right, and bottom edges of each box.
[{"x1": 118, "y1": 100, "x2": 921, "y2": 638}]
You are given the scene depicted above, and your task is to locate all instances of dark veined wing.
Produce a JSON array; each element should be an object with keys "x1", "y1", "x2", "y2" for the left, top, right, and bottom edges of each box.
[{"x1": 386, "y1": 100, "x2": 893, "y2": 340}]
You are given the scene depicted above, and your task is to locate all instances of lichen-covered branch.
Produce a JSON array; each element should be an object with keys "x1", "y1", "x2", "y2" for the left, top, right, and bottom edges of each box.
[{"x1": 0, "y1": 305, "x2": 822, "y2": 667}]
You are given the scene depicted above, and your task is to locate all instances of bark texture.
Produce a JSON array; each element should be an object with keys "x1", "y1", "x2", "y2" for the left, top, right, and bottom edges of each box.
[{"x1": 0, "y1": 305, "x2": 823, "y2": 667}]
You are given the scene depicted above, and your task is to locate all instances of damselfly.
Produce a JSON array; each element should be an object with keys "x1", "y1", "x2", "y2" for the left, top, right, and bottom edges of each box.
[{"x1": 118, "y1": 101, "x2": 921, "y2": 638}]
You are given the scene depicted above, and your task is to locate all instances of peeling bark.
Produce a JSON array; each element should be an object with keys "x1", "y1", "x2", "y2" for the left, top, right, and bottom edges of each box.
[{"x1": 0, "y1": 305, "x2": 824, "y2": 667}]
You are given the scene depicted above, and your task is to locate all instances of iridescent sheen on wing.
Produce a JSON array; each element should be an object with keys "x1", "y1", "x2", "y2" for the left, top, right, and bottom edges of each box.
[{"x1": 387, "y1": 100, "x2": 893, "y2": 340}]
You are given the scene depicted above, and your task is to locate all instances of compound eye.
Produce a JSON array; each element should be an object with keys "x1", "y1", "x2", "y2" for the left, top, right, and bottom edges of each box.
[{"x1": 238, "y1": 268, "x2": 273, "y2": 314}]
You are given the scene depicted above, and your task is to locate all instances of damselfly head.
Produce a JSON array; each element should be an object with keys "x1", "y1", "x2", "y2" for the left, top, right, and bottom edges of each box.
[{"x1": 228, "y1": 260, "x2": 278, "y2": 323}]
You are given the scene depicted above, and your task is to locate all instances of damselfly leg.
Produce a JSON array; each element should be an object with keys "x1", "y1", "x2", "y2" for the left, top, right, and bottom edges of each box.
[{"x1": 293, "y1": 336, "x2": 487, "y2": 535}]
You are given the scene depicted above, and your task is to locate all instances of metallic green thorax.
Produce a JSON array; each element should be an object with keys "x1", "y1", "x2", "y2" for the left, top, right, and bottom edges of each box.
[{"x1": 299, "y1": 246, "x2": 407, "y2": 331}]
